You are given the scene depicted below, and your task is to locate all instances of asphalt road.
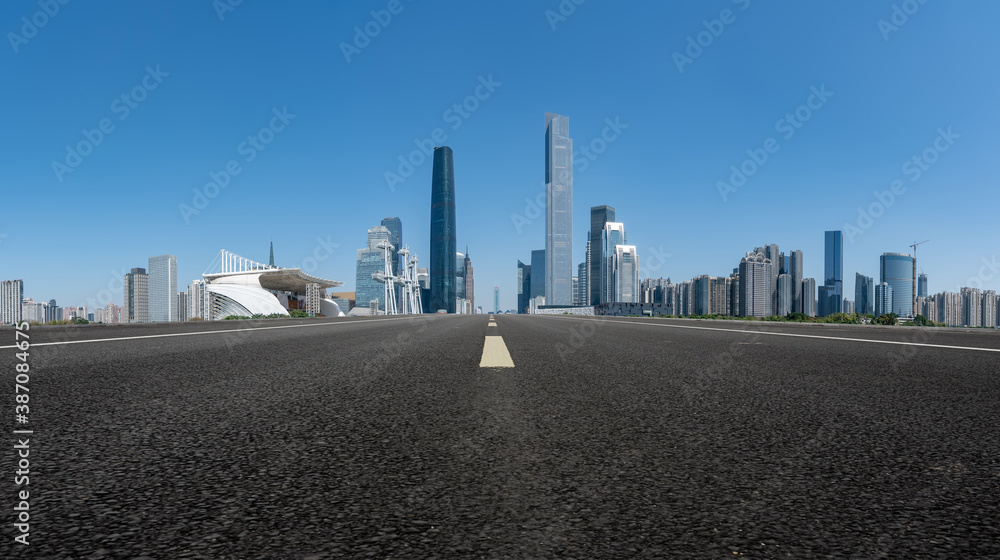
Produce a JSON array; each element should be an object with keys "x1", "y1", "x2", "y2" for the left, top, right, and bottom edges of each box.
[{"x1": 2, "y1": 315, "x2": 998, "y2": 558}]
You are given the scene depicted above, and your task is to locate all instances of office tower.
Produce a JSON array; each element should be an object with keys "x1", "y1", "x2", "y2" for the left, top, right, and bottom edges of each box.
[
  {"x1": 177, "y1": 291, "x2": 189, "y2": 322},
  {"x1": 764, "y1": 244, "x2": 779, "y2": 313},
  {"x1": 602, "y1": 222, "x2": 626, "y2": 303},
  {"x1": 530, "y1": 249, "x2": 546, "y2": 301},
  {"x1": 855, "y1": 273, "x2": 874, "y2": 316},
  {"x1": 918, "y1": 272, "x2": 928, "y2": 298},
  {"x1": 494, "y1": 286, "x2": 500, "y2": 314},
  {"x1": 188, "y1": 280, "x2": 210, "y2": 320},
  {"x1": 572, "y1": 276, "x2": 579, "y2": 305},
  {"x1": 961, "y1": 288, "x2": 982, "y2": 327},
  {"x1": 777, "y1": 274, "x2": 792, "y2": 316},
  {"x1": 589, "y1": 205, "x2": 615, "y2": 305},
  {"x1": 124, "y1": 268, "x2": 149, "y2": 323},
  {"x1": 613, "y1": 245, "x2": 639, "y2": 303},
  {"x1": 875, "y1": 282, "x2": 893, "y2": 317},
  {"x1": 844, "y1": 299, "x2": 855, "y2": 315},
  {"x1": 545, "y1": 112, "x2": 573, "y2": 306},
  {"x1": 789, "y1": 250, "x2": 803, "y2": 313},
  {"x1": 456, "y1": 252, "x2": 467, "y2": 301},
  {"x1": 739, "y1": 250, "x2": 773, "y2": 317},
  {"x1": 819, "y1": 231, "x2": 843, "y2": 316},
  {"x1": 802, "y1": 278, "x2": 817, "y2": 317},
  {"x1": 148, "y1": 254, "x2": 178, "y2": 322},
  {"x1": 430, "y1": 146, "x2": 457, "y2": 313},
  {"x1": 356, "y1": 225, "x2": 391, "y2": 312},
  {"x1": 464, "y1": 251, "x2": 474, "y2": 313},
  {"x1": 880, "y1": 253, "x2": 914, "y2": 317},
  {"x1": 577, "y1": 262, "x2": 587, "y2": 307},
  {"x1": 1, "y1": 279, "x2": 24, "y2": 325},
  {"x1": 381, "y1": 217, "x2": 403, "y2": 276}
]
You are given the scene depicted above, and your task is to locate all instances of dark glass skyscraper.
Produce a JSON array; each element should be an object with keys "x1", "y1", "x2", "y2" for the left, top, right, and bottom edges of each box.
[
  {"x1": 430, "y1": 146, "x2": 456, "y2": 313},
  {"x1": 545, "y1": 113, "x2": 573, "y2": 306},
  {"x1": 589, "y1": 205, "x2": 615, "y2": 305},
  {"x1": 855, "y1": 273, "x2": 874, "y2": 316},
  {"x1": 820, "y1": 230, "x2": 843, "y2": 316},
  {"x1": 517, "y1": 260, "x2": 531, "y2": 314},
  {"x1": 530, "y1": 249, "x2": 546, "y2": 302}
]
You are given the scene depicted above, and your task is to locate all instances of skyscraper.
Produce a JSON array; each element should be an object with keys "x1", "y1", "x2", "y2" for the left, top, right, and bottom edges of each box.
[
  {"x1": 530, "y1": 249, "x2": 546, "y2": 302},
  {"x1": 875, "y1": 282, "x2": 893, "y2": 317},
  {"x1": 777, "y1": 274, "x2": 792, "y2": 316},
  {"x1": 789, "y1": 250, "x2": 803, "y2": 313},
  {"x1": 517, "y1": 260, "x2": 531, "y2": 314},
  {"x1": 456, "y1": 251, "x2": 467, "y2": 301},
  {"x1": 381, "y1": 217, "x2": 403, "y2": 277},
  {"x1": 880, "y1": 252, "x2": 914, "y2": 317},
  {"x1": 148, "y1": 254, "x2": 178, "y2": 322},
  {"x1": 545, "y1": 112, "x2": 573, "y2": 306},
  {"x1": 124, "y1": 268, "x2": 149, "y2": 323},
  {"x1": 802, "y1": 278, "x2": 817, "y2": 317},
  {"x1": 356, "y1": 225, "x2": 391, "y2": 311},
  {"x1": 692, "y1": 275, "x2": 712, "y2": 315},
  {"x1": 855, "y1": 273, "x2": 874, "y2": 316},
  {"x1": 739, "y1": 250, "x2": 773, "y2": 317},
  {"x1": 430, "y1": 146, "x2": 457, "y2": 313},
  {"x1": 1, "y1": 279, "x2": 24, "y2": 325},
  {"x1": 602, "y1": 222, "x2": 626, "y2": 303},
  {"x1": 188, "y1": 280, "x2": 210, "y2": 320},
  {"x1": 589, "y1": 205, "x2": 615, "y2": 305},
  {"x1": 464, "y1": 251, "x2": 474, "y2": 313},
  {"x1": 269, "y1": 238, "x2": 274, "y2": 267},
  {"x1": 494, "y1": 286, "x2": 500, "y2": 314},
  {"x1": 820, "y1": 231, "x2": 843, "y2": 316},
  {"x1": 577, "y1": 261, "x2": 587, "y2": 307},
  {"x1": 918, "y1": 272, "x2": 928, "y2": 298},
  {"x1": 613, "y1": 245, "x2": 639, "y2": 303}
]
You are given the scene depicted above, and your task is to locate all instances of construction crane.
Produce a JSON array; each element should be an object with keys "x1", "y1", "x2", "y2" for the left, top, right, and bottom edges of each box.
[{"x1": 910, "y1": 240, "x2": 929, "y2": 318}]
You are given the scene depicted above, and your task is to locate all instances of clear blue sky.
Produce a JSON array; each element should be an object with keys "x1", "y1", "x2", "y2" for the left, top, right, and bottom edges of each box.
[{"x1": 3, "y1": 1, "x2": 998, "y2": 311}]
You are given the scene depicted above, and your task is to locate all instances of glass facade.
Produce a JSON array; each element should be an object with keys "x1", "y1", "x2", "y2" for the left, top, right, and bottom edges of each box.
[
  {"x1": 855, "y1": 273, "x2": 874, "y2": 315},
  {"x1": 517, "y1": 260, "x2": 531, "y2": 314},
  {"x1": 821, "y1": 231, "x2": 843, "y2": 316},
  {"x1": 430, "y1": 146, "x2": 456, "y2": 313},
  {"x1": 356, "y1": 226, "x2": 391, "y2": 311},
  {"x1": 589, "y1": 206, "x2": 615, "y2": 305},
  {"x1": 530, "y1": 249, "x2": 546, "y2": 301},
  {"x1": 545, "y1": 113, "x2": 573, "y2": 306},
  {"x1": 148, "y1": 254, "x2": 177, "y2": 322},
  {"x1": 602, "y1": 222, "x2": 625, "y2": 303},
  {"x1": 880, "y1": 252, "x2": 914, "y2": 317},
  {"x1": 790, "y1": 250, "x2": 803, "y2": 313},
  {"x1": 380, "y1": 217, "x2": 402, "y2": 276}
]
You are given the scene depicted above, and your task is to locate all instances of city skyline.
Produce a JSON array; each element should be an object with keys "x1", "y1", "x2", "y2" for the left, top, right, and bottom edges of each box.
[{"x1": 3, "y1": 3, "x2": 999, "y2": 312}]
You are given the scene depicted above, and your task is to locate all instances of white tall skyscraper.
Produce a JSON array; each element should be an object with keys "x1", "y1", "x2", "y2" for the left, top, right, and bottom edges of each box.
[
  {"x1": 602, "y1": 222, "x2": 626, "y2": 303},
  {"x1": 1, "y1": 279, "x2": 24, "y2": 325},
  {"x1": 148, "y1": 254, "x2": 178, "y2": 322},
  {"x1": 613, "y1": 245, "x2": 639, "y2": 303},
  {"x1": 545, "y1": 112, "x2": 573, "y2": 306}
]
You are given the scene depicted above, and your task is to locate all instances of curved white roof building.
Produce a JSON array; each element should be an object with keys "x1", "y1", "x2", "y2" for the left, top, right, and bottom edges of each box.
[{"x1": 203, "y1": 250, "x2": 345, "y2": 319}]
